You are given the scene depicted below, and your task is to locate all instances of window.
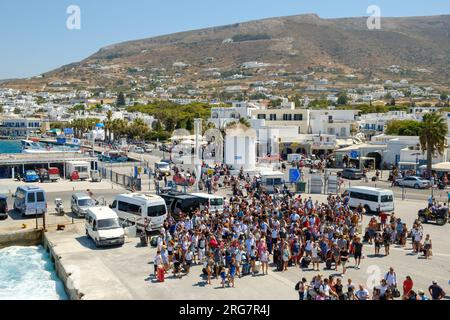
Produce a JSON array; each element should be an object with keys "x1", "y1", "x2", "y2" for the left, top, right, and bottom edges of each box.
[
  {"x1": 340, "y1": 128, "x2": 347, "y2": 137},
  {"x1": 283, "y1": 114, "x2": 292, "y2": 121},
  {"x1": 36, "y1": 192, "x2": 45, "y2": 202},
  {"x1": 118, "y1": 201, "x2": 141, "y2": 215},
  {"x1": 294, "y1": 114, "x2": 303, "y2": 121},
  {"x1": 27, "y1": 192, "x2": 36, "y2": 203},
  {"x1": 111, "y1": 200, "x2": 117, "y2": 209},
  {"x1": 147, "y1": 205, "x2": 167, "y2": 217},
  {"x1": 350, "y1": 191, "x2": 378, "y2": 202},
  {"x1": 269, "y1": 114, "x2": 277, "y2": 121},
  {"x1": 257, "y1": 114, "x2": 266, "y2": 120},
  {"x1": 381, "y1": 195, "x2": 393, "y2": 203},
  {"x1": 210, "y1": 198, "x2": 223, "y2": 206},
  {"x1": 97, "y1": 218, "x2": 120, "y2": 230}
]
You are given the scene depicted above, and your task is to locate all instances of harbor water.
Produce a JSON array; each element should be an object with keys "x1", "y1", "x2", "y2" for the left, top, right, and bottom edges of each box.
[
  {"x1": 0, "y1": 246, "x2": 68, "y2": 300},
  {"x1": 0, "y1": 140, "x2": 22, "y2": 154}
]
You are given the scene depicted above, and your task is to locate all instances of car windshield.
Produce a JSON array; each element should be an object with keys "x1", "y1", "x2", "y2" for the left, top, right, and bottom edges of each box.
[
  {"x1": 97, "y1": 218, "x2": 121, "y2": 230},
  {"x1": 381, "y1": 195, "x2": 393, "y2": 203},
  {"x1": 158, "y1": 163, "x2": 169, "y2": 169},
  {"x1": 26, "y1": 171, "x2": 36, "y2": 176},
  {"x1": 210, "y1": 198, "x2": 223, "y2": 206},
  {"x1": 78, "y1": 199, "x2": 94, "y2": 207}
]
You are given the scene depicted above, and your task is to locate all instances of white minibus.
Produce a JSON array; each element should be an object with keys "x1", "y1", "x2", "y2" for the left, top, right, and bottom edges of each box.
[
  {"x1": 110, "y1": 193, "x2": 167, "y2": 231},
  {"x1": 344, "y1": 186, "x2": 394, "y2": 213},
  {"x1": 189, "y1": 193, "x2": 224, "y2": 213}
]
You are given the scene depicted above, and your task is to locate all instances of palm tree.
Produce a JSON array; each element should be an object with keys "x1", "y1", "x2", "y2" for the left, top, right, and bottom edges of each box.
[
  {"x1": 104, "y1": 110, "x2": 113, "y2": 142},
  {"x1": 419, "y1": 112, "x2": 448, "y2": 173}
]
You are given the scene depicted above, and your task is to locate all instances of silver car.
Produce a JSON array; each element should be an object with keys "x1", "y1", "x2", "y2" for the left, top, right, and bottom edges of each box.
[{"x1": 395, "y1": 176, "x2": 431, "y2": 189}]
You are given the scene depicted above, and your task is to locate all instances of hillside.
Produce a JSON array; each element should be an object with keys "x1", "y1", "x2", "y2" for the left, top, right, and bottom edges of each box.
[{"x1": 3, "y1": 13, "x2": 450, "y2": 90}]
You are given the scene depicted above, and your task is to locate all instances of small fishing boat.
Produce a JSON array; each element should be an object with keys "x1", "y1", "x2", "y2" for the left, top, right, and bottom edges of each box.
[{"x1": 21, "y1": 140, "x2": 81, "y2": 154}]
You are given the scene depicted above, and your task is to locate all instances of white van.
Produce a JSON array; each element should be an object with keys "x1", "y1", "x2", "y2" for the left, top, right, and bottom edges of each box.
[
  {"x1": 13, "y1": 186, "x2": 47, "y2": 216},
  {"x1": 85, "y1": 207, "x2": 125, "y2": 247},
  {"x1": 66, "y1": 161, "x2": 90, "y2": 180},
  {"x1": 111, "y1": 193, "x2": 167, "y2": 231},
  {"x1": 344, "y1": 186, "x2": 394, "y2": 213},
  {"x1": 189, "y1": 193, "x2": 224, "y2": 213}
]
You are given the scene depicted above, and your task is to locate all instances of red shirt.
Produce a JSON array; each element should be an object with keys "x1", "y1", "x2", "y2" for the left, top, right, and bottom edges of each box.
[{"x1": 403, "y1": 279, "x2": 413, "y2": 295}]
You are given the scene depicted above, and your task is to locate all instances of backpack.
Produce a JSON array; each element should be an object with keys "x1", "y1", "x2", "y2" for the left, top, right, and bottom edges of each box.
[{"x1": 295, "y1": 281, "x2": 301, "y2": 291}]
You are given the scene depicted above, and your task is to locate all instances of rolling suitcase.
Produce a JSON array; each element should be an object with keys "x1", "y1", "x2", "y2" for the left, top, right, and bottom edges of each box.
[
  {"x1": 157, "y1": 266, "x2": 165, "y2": 282},
  {"x1": 254, "y1": 261, "x2": 261, "y2": 274}
]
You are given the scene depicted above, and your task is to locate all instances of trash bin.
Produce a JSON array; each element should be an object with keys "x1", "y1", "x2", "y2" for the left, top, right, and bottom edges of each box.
[
  {"x1": 296, "y1": 182, "x2": 306, "y2": 193},
  {"x1": 140, "y1": 233, "x2": 148, "y2": 247}
]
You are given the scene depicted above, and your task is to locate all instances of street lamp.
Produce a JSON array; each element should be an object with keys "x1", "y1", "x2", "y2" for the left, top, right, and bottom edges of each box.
[{"x1": 412, "y1": 152, "x2": 421, "y2": 176}]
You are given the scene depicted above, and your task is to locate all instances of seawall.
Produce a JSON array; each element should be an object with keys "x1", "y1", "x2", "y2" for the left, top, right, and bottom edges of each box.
[{"x1": 0, "y1": 229, "x2": 43, "y2": 249}]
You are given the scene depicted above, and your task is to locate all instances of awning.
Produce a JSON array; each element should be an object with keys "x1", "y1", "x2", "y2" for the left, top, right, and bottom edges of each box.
[
  {"x1": 432, "y1": 162, "x2": 450, "y2": 172},
  {"x1": 398, "y1": 161, "x2": 417, "y2": 167}
]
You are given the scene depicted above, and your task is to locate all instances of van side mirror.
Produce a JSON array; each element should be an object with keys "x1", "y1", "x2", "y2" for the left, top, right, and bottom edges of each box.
[{"x1": 109, "y1": 204, "x2": 113, "y2": 209}]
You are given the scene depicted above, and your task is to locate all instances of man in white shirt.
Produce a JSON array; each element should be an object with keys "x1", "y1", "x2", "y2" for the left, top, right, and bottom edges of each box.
[
  {"x1": 355, "y1": 284, "x2": 370, "y2": 300},
  {"x1": 385, "y1": 267, "x2": 397, "y2": 288}
]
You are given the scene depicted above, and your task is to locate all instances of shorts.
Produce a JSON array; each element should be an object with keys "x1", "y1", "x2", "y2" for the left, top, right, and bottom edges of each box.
[
  {"x1": 312, "y1": 257, "x2": 320, "y2": 263},
  {"x1": 354, "y1": 252, "x2": 362, "y2": 259}
]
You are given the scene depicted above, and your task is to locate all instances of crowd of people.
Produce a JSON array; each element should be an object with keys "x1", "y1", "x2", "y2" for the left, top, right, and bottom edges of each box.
[{"x1": 149, "y1": 166, "x2": 446, "y2": 300}]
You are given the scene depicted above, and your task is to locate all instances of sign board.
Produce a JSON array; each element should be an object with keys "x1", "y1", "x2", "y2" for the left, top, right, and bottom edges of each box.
[
  {"x1": 349, "y1": 150, "x2": 360, "y2": 159},
  {"x1": 289, "y1": 168, "x2": 301, "y2": 183}
]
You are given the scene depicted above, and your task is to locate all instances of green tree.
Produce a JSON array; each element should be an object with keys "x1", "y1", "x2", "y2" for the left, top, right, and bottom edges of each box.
[
  {"x1": 337, "y1": 92, "x2": 348, "y2": 105},
  {"x1": 419, "y1": 113, "x2": 448, "y2": 172},
  {"x1": 13, "y1": 107, "x2": 21, "y2": 114},
  {"x1": 385, "y1": 120, "x2": 422, "y2": 136},
  {"x1": 116, "y1": 92, "x2": 126, "y2": 106}
]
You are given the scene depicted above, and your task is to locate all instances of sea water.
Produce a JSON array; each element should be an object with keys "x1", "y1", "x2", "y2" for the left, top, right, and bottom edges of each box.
[
  {"x1": 0, "y1": 246, "x2": 68, "y2": 300},
  {"x1": 0, "y1": 140, "x2": 22, "y2": 154}
]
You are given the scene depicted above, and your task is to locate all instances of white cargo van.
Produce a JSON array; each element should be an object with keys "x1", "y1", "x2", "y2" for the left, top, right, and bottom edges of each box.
[
  {"x1": 189, "y1": 193, "x2": 224, "y2": 213},
  {"x1": 66, "y1": 161, "x2": 90, "y2": 181},
  {"x1": 85, "y1": 207, "x2": 125, "y2": 247},
  {"x1": 111, "y1": 193, "x2": 167, "y2": 231}
]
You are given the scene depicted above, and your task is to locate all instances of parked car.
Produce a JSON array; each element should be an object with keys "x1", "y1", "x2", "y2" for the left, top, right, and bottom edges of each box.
[
  {"x1": 38, "y1": 169, "x2": 50, "y2": 183},
  {"x1": 90, "y1": 170, "x2": 102, "y2": 182},
  {"x1": 395, "y1": 176, "x2": 431, "y2": 189},
  {"x1": 144, "y1": 145, "x2": 153, "y2": 153},
  {"x1": 339, "y1": 168, "x2": 364, "y2": 180},
  {"x1": 48, "y1": 167, "x2": 60, "y2": 182},
  {"x1": 0, "y1": 195, "x2": 8, "y2": 220},
  {"x1": 24, "y1": 170, "x2": 40, "y2": 183},
  {"x1": 133, "y1": 146, "x2": 145, "y2": 154}
]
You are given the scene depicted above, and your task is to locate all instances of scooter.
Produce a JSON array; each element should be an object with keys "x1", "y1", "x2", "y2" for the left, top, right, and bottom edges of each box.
[{"x1": 55, "y1": 198, "x2": 65, "y2": 216}]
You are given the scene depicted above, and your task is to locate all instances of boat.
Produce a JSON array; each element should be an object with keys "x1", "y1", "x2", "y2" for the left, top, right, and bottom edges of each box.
[
  {"x1": 99, "y1": 150, "x2": 128, "y2": 163},
  {"x1": 21, "y1": 140, "x2": 81, "y2": 154}
]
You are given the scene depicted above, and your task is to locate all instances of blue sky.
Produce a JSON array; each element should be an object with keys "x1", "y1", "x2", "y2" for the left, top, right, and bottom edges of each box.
[{"x1": 0, "y1": 0, "x2": 449, "y2": 80}]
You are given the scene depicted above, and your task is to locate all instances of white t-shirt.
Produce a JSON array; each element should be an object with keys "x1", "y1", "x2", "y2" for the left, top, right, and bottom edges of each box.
[{"x1": 355, "y1": 289, "x2": 369, "y2": 300}]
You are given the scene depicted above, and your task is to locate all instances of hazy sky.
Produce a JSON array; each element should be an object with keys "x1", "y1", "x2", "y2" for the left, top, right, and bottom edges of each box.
[{"x1": 0, "y1": 0, "x2": 449, "y2": 80}]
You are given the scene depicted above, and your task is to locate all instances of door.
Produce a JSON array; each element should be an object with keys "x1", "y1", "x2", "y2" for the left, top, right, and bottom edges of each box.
[
  {"x1": 26, "y1": 192, "x2": 36, "y2": 215},
  {"x1": 36, "y1": 191, "x2": 46, "y2": 214}
]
